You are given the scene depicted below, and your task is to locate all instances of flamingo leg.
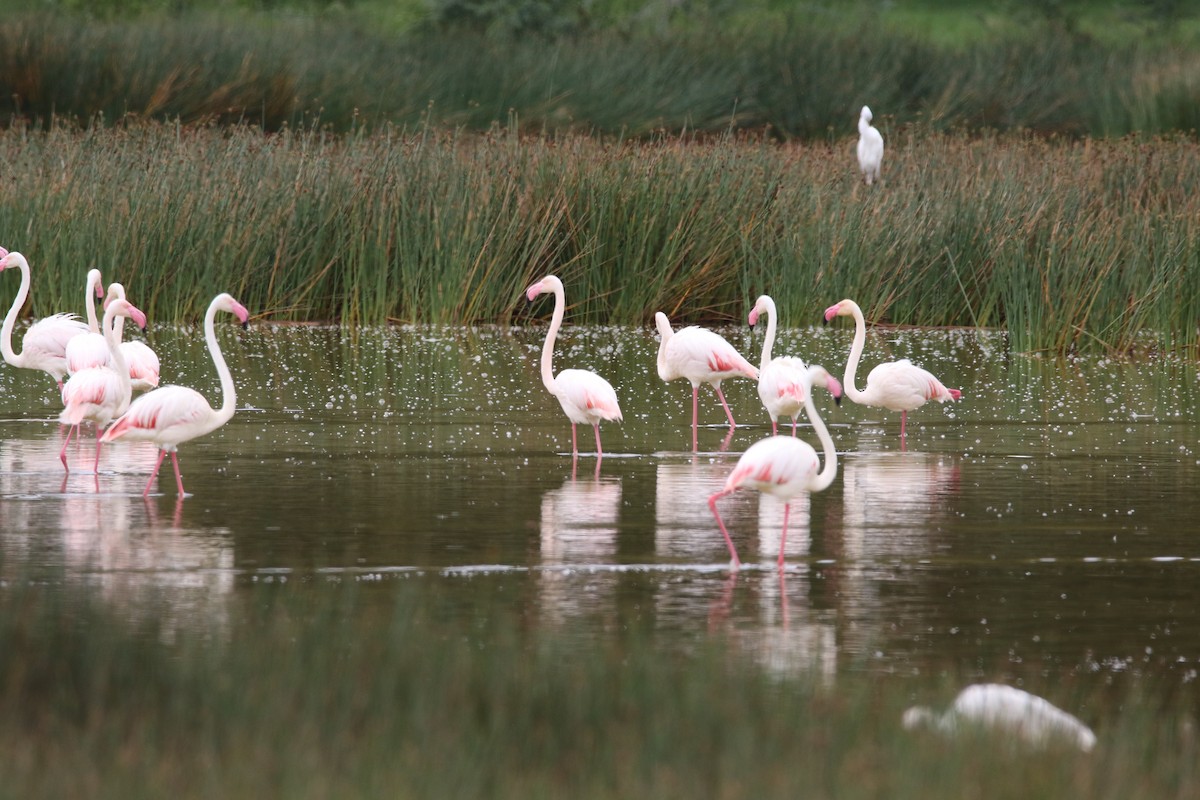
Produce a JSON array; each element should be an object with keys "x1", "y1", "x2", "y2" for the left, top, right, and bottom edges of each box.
[
  {"x1": 691, "y1": 386, "x2": 700, "y2": 451},
  {"x1": 706, "y1": 490, "x2": 742, "y2": 570},
  {"x1": 771, "y1": 420, "x2": 778, "y2": 436},
  {"x1": 59, "y1": 425, "x2": 74, "y2": 471},
  {"x1": 714, "y1": 383, "x2": 737, "y2": 430},
  {"x1": 592, "y1": 424, "x2": 603, "y2": 457},
  {"x1": 171, "y1": 452, "x2": 186, "y2": 496},
  {"x1": 92, "y1": 426, "x2": 103, "y2": 474},
  {"x1": 900, "y1": 410, "x2": 908, "y2": 450},
  {"x1": 777, "y1": 502, "x2": 791, "y2": 568},
  {"x1": 791, "y1": 418, "x2": 798, "y2": 437},
  {"x1": 143, "y1": 449, "x2": 168, "y2": 497},
  {"x1": 570, "y1": 423, "x2": 578, "y2": 456}
]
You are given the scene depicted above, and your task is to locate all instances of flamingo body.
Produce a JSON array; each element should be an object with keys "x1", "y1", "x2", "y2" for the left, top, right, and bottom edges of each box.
[
  {"x1": 1, "y1": 248, "x2": 89, "y2": 388},
  {"x1": 525, "y1": 275, "x2": 622, "y2": 457},
  {"x1": 655, "y1": 311, "x2": 758, "y2": 451},
  {"x1": 857, "y1": 105, "x2": 884, "y2": 186},
  {"x1": 749, "y1": 295, "x2": 842, "y2": 435},
  {"x1": 903, "y1": 684, "x2": 1096, "y2": 752},
  {"x1": 102, "y1": 293, "x2": 248, "y2": 496},
  {"x1": 65, "y1": 268, "x2": 109, "y2": 375},
  {"x1": 708, "y1": 364, "x2": 839, "y2": 569},
  {"x1": 824, "y1": 298, "x2": 961, "y2": 444},
  {"x1": 107, "y1": 283, "x2": 161, "y2": 391}
]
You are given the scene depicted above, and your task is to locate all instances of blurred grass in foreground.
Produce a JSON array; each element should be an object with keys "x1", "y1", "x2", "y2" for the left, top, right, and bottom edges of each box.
[{"x1": 0, "y1": 573, "x2": 1197, "y2": 799}]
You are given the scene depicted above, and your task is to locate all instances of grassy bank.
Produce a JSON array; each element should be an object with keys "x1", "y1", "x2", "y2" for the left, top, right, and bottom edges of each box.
[
  {"x1": 0, "y1": 574, "x2": 1196, "y2": 799},
  {"x1": 1, "y1": 123, "x2": 1197, "y2": 354},
  {"x1": 1, "y1": 9, "x2": 1200, "y2": 139}
]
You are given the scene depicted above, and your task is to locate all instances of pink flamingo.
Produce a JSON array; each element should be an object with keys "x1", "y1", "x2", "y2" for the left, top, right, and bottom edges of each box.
[
  {"x1": 525, "y1": 275, "x2": 622, "y2": 457},
  {"x1": 59, "y1": 298, "x2": 147, "y2": 473},
  {"x1": 106, "y1": 283, "x2": 161, "y2": 391},
  {"x1": 655, "y1": 311, "x2": 759, "y2": 451},
  {"x1": 101, "y1": 293, "x2": 249, "y2": 496},
  {"x1": 823, "y1": 298, "x2": 961, "y2": 446},
  {"x1": 708, "y1": 364, "x2": 839, "y2": 570},
  {"x1": 749, "y1": 294, "x2": 842, "y2": 435},
  {"x1": 64, "y1": 268, "x2": 110, "y2": 375},
  {"x1": 0, "y1": 248, "x2": 89, "y2": 390}
]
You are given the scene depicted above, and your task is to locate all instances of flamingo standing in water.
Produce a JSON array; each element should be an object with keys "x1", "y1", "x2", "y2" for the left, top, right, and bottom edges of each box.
[
  {"x1": 823, "y1": 298, "x2": 961, "y2": 446},
  {"x1": 655, "y1": 311, "x2": 758, "y2": 451},
  {"x1": 749, "y1": 294, "x2": 842, "y2": 435},
  {"x1": 708, "y1": 364, "x2": 839, "y2": 570},
  {"x1": 0, "y1": 248, "x2": 89, "y2": 390},
  {"x1": 101, "y1": 293, "x2": 249, "y2": 496},
  {"x1": 64, "y1": 268, "x2": 110, "y2": 375},
  {"x1": 106, "y1": 283, "x2": 160, "y2": 391},
  {"x1": 857, "y1": 105, "x2": 884, "y2": 186},
  {"x1": 525, "y1": 275, "x2": 622, "y2": 457},
  {"x1": 59, "y1": 298, "x2": 147, "y2": 472}
]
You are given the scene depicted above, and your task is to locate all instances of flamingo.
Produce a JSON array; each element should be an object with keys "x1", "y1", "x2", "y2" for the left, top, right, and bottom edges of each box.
[
  {"x1": 749, "y1": 294, "x2": 843, "y2": 435},
  {"x1": 902, "y1": 684, "x2": 1096, "y2": 752},
  {"x1": 525, "y1": 275, "x2": 622, "y2": 457},
  {"x1": 708, "y1": 364, "x2": 838, "y2": 570},
  {"x1": 64, "y1": 268, "x2": 110, "y2": 375},
  {"x1": 0, "y1": 248, "x2": 89, "y2": 390},
  {"x1": 58, "y1": 298, "x2": 147, "y2": 473},
  {"x1": 106, "y1": 282, "x2": 161, "y2": 391},
  {"x1": 823, "y1": 298, "x2": 961, "y2": 446},
  {"x1": 655, "y1": 311, "x2": 759, "y2": 451},
  {"x1": 857, "y1": 105, "x2": 884, "y2": 186},
  {"x1": 101, "y1": 293, "x2": 249, "y2": 497}
]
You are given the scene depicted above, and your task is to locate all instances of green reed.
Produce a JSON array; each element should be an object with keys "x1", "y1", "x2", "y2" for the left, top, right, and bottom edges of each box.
[
  {"x1": 1, "y1": 573, "x2": 1197, "y2": 799},
  {"x1": 0, "y1": 123, "x2": 1198, "y2": 354}
]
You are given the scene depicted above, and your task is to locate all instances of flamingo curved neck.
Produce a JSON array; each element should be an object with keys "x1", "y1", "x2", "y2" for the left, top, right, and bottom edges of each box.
[
  {"x1": 205, "y1": 299, "x2": 238, "y2": 427},
  {"x1": 101, "y1": 304, "x2": 132, "y2": 402},
  {"x1": 804, "y1": 373, "x2": 838, "y2": 492},
  {"x1": 85, "y1": 272, "x2": 102, "y2": 333},
  {"x1": 1, "y1": 255, "x2": 31, "y2": 367},
  {"x1": 539, "y1": 282, "x2": 565, "y2": 395},
  {"x1": 841, "y1": 302, "x2": 868, "y2": 404},
  {"x1": 654, "y1": 312, "x2": 673, "y2": 380},
  {"x1": 758, "y1": 297, "x2": 777, "y2": 369}
]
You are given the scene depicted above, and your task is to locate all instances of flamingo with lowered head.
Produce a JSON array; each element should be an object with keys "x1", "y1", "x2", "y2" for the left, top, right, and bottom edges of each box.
[
  {"x1": 902, "y1": 684, "x2": 1096, "y2": 752},
  {"x1": 59, "y1": 298, "x2": 147, "y2": 473},
  {"x1": 857, "y1": 105, "x2": 884, "y2": 186},
  {"x1": 655, "y1": 311, "x2": 758, "y2": 451},
  {"x1": 101, "y1": 293, "x2": 249, "y2": 497},
  {"x1": 823, "y1": 298, "x2": 961, "y2": 446},
  {"x1": 0, "y1": 248, "x2": 89, "y2": 390},
  {"x1": 64, "y1": 268, "x2": 110, "y2": 375},
  {"x1": 525, "y1": 275, "x2": 622, "y2": 457},
  {"x1": 708, "y1": 363, "x2": 839, "y2": 570},
  {"x1": 106, "y1": 282, "x2": 161, "y2": 391},
  {"x1": 749, "y1": 294, "x2": 843, "y2": 435}
]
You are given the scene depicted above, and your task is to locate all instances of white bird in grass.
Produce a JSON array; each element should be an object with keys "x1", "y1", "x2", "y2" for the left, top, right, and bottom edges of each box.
[
  {"x1": 524, "y1": 275, "x2": 623, "y2": 458},
  {"x1": 857, "y1": 105, "x2": 884, "y2": 186},
  {"x1": 0, "y1": 248, "x2": 89, "y2": 390},
  {"x1": 902, "y1": 684, "x2": 1097, "y2": 752},
  {"x1": 749, "y1": 294, "x2": 842, "y2": 435}
]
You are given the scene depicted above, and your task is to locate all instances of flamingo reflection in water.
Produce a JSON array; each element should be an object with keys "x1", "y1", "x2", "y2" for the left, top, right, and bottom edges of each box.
[{"x1": 538, "y1": 473, "x2": 622, "y2": 627}]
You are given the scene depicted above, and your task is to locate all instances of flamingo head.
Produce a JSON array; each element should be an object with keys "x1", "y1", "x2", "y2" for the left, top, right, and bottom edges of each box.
[
  {"x1": 103, "y1": 282, "x2": 127, "y2": 310},
  {"x1": 0, "y1": 248, "x2": 12, "y2": 270},
  {"x1": 224, "y1": 294, "x2": 251, "y2": 328},
  {"x1": 808, "y1": 364, "x2": 843, "y2": 405},
  {"x1": 860, "y1": 106, "x2": 873, "y2": 123},
  {"x1": 109, "y1": 299, "x2": 148, "y2": 330},
  {"x1": 524, "y1": 274, "x2": 561, "y2": 302},
  {"x1": 653, "y1": 311, "x2": 674, "y2": 340},
  {"x1": 823, "y1": 299, "x2": 854, "y2": 324},
  {"x1": 88, "y1": 268, "x2": 104, "y2": 299}
]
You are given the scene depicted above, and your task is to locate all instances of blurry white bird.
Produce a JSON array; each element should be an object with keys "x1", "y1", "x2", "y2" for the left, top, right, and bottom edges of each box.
[
  {"x1": 902, "y1": 684, "x2": 1096, "y2": 752},
  {"x1": 857, "y1": 105, "x2": 884, "y2": 186}
]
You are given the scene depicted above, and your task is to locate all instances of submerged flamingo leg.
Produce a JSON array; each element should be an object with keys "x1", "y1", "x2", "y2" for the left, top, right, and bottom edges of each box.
[
  {"x1": 59, "y1": 425, "x2": 75, "y2": 470},
  {"x1": 714, "y1": 383, "x2": 736, "y2": 430},
  {"x1": 706, "y1": 490, "x2": 742, "y2": 569},
  {"x1": 691, "y1": 386, "x2": 700, "y2": 452},
  {"x1": 171, "y1": 452, "x2": 186, "y2": 496},
  {"x1": 143, "y1": 449, "x2": 168, "y2": 496},
  {"x1": 593, "y1": 424, "x2": 603, "y2": 457},
  {"x1": 777, "y1": 503, "x2": 791, "y2": 568},
  {"x1": 92, "y1": 427, "x2": 103, "y2": 474}
]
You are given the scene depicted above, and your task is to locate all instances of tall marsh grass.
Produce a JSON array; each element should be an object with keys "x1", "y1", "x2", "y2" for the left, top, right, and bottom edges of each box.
[
  {"x1": 1, "y1": 123, "x2": 1197, "y2": 354},
  {"x1": 1, "y1": 574, "x2": 1198, "y2": 798}
]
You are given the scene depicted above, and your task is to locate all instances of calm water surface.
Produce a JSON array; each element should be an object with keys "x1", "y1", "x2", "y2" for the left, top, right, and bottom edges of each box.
[{"x1": 2, "y1": 321, "x2": 1198, "y2": 692}]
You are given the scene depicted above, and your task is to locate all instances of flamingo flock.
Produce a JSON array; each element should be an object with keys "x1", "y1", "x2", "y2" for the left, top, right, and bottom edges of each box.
[{"x1": 1, "y1": 246, "x2": 248, "y2": 496}]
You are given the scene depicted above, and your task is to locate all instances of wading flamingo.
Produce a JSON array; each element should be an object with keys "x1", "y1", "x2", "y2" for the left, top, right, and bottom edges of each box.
[
  {"x1": 59, "y1": 298, "x2": 147, "y2": 473},
  {"x1": 749, "y1": 294, "x2": 843, "y2": 435},
  {"x1": 64, "y1": 268, "x2": 109, "y2": 375},
  {"x1": 525, "y1": 275, "x2": 622, "y2": 457},
  {"x1": 655, "y1": 311, "x2": 758, "y2": 451},
  {"x1": 101, "y1": 293, "x2": 249, "y2": 496},
  {"x1": 106, "y1": 283, "x2": 161, "y2": 391},
  {"x1": 708, "y1": 364, "x2": 838, "y2": 570},
  {"x1": 902, "y1": 684, "x2": 1096, "y2": 752},
  {"x1": 857, "y1": 105, "x2": 884, "y2": 186},
  {"x1": 823, "y1": 298, "x2": 961, "y2": 446},
  {"x1": 1, "y1": 248, "x2": 89, "y2": 390}
]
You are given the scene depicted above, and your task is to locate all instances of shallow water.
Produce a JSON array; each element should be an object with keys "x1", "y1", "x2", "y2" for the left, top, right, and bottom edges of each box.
[{"x1": 1, "y1": 321, "x2": 1198, "y2": 690}]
